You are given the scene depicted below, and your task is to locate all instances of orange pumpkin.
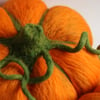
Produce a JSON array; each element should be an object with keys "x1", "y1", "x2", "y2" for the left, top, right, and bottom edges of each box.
[{"x1": 0, "y1": 0, "x2": 100, "y2": 100}]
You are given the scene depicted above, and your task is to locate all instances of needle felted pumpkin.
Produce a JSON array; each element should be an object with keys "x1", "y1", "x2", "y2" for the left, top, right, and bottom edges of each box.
[{"x1": 0, "y1": 0, "x2": 100, "y2": 100}]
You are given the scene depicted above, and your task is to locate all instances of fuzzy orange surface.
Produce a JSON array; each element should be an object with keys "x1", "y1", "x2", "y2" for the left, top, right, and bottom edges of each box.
[
  {"x1": 0, "y1": 0, "x2": 99, "y2": 100},
  {"x1": 50, "y1": 44, "x2": 100, "y2": 95},
  {"x1": 78, "y1": 85, "x2": 100, "y2": 100},
  {"x1": 43, "y1": 6, "x2": 93, "y2": 45},
  {"x1": 78, "y1": 93, "x2": 100, "y2": 100}
]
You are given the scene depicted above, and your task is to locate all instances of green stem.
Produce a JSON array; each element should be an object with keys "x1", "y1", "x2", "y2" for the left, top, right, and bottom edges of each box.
[
  {"x1": 9, "y1": 57, "x2": 35, "y2": 100},
  {"x1": 1, "y1": 8, "x2": 100, "y2": 100},
  {"x1": 29, "y1": 50, "x2": 54, "y2": 84},
  {"x1": 51, "y1": 32, "x2": 100, "y2": 55},
  {"x1": 9, "y1": 57, "x2": 36, "y2": 100},
  {"x1": 21, "y1": 76, "x2": 36, "y2": 100},
  {"x1": 51, "y1": 32, "x2": 87, "y2": 52},
  {"x1": 0, "y1": 56, "x2": 36, "y2": 100},
  {"x1": 0, "y1": 38, "x2": 12, "y2": 46}
]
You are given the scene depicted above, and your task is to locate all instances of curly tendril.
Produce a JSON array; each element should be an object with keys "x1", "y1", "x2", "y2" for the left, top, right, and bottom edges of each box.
[
  {"x1": 0, "y1": 56, "x2": 23, "y2": 80},
  {"x1": 50, "y1": 32, "x2": 100, "y2": 54},
  {"x1": 0, "y1": 56, "x2": 35, "y2": 100},
  {"x1": 29, "y1": 50, "x2": 54, "y2": 84},
  {"x1": 0, "y1": 9, "x2": 100, "y2": 100}
]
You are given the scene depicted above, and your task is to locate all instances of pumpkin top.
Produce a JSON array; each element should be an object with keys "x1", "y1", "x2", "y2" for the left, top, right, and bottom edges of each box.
[{"x1": 0, "y1": 0, "x2": 100, "y2": 100}]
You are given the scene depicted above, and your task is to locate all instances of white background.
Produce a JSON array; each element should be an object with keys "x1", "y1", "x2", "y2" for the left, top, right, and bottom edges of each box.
[{"x1": 0, "y1": 0, "x2": 100, "y2": 48}]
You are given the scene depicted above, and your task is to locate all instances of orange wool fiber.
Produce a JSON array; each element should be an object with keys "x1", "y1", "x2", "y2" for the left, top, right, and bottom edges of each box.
[
  {"x1": 78, "y1": 85, "x2": 100, "y2": 100},
  {"x1": 28, "y1": 57, "x2": 77, "y2": 100},
  {"x1": 0, "y1": 0, "x2": 77, "y2": 100},
  {"x1": 0, "y1": 0, "x2": 47, "y2": 61},
  {"x1": 0, "y1": 44, "x2": 9, "y2": 60},
  {"x1": 43, "y1": 6, "x2": 93, "y2": 45},
  {"x1": 78, "y1": 93, "x2": 100, "y2": 100},
  {"x1": 0, "y1": 63, "x2": 27, "y2": 100},
  {"x1": 3, "y1": 0, "x2": 47, "y2": 26},
  {"x1": 50, "y1": 44, "x2": 100, "y2": 96},
  {"x1": 0, "y1": 0, "x2": 100, "y2": 100}
]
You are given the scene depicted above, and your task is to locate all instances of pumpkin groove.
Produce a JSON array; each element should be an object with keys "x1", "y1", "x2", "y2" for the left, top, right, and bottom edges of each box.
[
  {"x1": 78, "y1": 93, "x2": 100, "y2": 100},
  {"x1": 3, "y1": 0, "x2": 47, "y2": 26},
  {"x1": 28, "y1": 56, "x2": 77, "y2": 100},
  {"x1": 54, "y1": 62, "x2": 71, "y2": 82},
  {"x1": 0, "y1": 0, "x2": 100, "y2": 100},
  {"x1": 78, "y1": 85, "x2": 100, "y2": 100},
  {"x1": 50, "y1": 45, "x2": 100, "y2": 95}
]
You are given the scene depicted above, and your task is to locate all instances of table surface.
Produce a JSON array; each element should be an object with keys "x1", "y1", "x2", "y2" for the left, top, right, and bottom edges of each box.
[{"x1": 0, "y1": 0, "x2": 100, "y2": 48}]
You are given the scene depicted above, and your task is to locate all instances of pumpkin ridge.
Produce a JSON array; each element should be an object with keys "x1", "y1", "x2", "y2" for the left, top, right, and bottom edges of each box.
[
  {"x1": 3, "y1": 0, "x2": 47, "y2": 26},
  {"x1": 4, "y1": 8, "x2": 22, "y2": 32},
  {"x1": 1, "y1": 2, "x2": 100, "y2": 100},
  {"x1": 54, "y1": 62, "x2": 71, "y2": 82}
]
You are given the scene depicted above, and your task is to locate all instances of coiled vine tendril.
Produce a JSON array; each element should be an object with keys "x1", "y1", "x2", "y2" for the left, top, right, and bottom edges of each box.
[{"x1": 0, "y1": 9, "x2": 100, "y2": 100}]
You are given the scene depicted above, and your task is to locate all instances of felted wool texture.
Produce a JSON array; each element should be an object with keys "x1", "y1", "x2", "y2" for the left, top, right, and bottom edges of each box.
[
  {"x1": 28, "y1": 56, "x2": 77, "y2": 100},
  {"x1": 50, "y1": 44, "x2": 100, "y2": 96},
  {"x1": 78, "y1": 85, "x2": 100, "y2": 100},
  {"x1": 0, "y1": 0, "x2": 77, "y2": 100},
  {"x1": 3, "y1": 0, "x2": 47, "y2": 26},
  {"x1": 0, "y1": 58, "x2": 77, "y2": 100},
  {"x1": 0, "y1": 0, "x2": 99, "y2": 100},
  {"x1": 0, "y1": 0, "x2": 47, "y2": 62},
  {"x1": 42, "y1": 6, "x2": 93, "y2": 45},
  {"x1": 78, "y1": 93, "x2": 100, "y2": 100},
  {"x1": 0, "y1": 62, "x2": 27, "y2": 100}
]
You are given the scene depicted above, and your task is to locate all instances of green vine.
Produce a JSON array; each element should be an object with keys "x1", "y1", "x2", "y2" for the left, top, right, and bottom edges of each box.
[{"x1": 0, "y1": 8, "x2": 100, "y2": 100}]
